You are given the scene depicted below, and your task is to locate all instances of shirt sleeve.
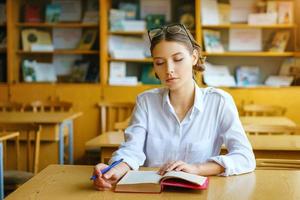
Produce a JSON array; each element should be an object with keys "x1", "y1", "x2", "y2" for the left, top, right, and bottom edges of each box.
[
  {"x1": 208, "y1": 93, "x2": 256, "y2": 176},
  {"x1": 109, "y1": 95, "x2": 147, "y2": 170}
]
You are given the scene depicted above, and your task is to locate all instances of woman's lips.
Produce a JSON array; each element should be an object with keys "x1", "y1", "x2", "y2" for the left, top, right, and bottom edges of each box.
[{"x1": 166, "y1": 77, "x2": 178, "y2": 82}]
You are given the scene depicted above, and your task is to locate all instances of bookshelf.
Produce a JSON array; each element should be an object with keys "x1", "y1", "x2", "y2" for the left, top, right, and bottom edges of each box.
[{"x1": 7, "y1": 0, "x2": 101, "y2": 84}]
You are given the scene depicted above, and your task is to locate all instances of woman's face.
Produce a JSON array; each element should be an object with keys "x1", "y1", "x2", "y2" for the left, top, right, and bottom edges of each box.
[{"x1": 152, "y1": 40, "x2": 198, "y2": 90}]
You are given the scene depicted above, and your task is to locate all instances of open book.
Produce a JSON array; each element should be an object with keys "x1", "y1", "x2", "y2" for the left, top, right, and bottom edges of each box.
[{"x1": 115, "y1": 170, "x2": 209, "y2": 193}]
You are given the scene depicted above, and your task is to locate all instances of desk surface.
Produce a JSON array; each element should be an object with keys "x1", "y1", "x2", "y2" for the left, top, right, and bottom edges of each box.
[
  {"x1": 0, "y1": 112, "x2": 83, "y2": 124},
  {"x1": 85, "y1": 131, "x2": 123, "y2": 149},
  {"x1": 6, "y1": 165, "x2": 300, "y2": 200},
  {"x1": 240, "y1": 116, "x2": 296, "y2": 126}
]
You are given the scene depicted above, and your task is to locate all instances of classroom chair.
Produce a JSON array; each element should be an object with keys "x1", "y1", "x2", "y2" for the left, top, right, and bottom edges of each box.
[
  {"x1": 0, "y1": 102, "x2": 23, "y2": 112},
  {"x1": 243, "y1": 124, "x2": 300, "y2": 169},
  {"x1": 97, "y1": 102, "x2": 135, "y2": 133},
  {"x1": 84, "y1": 102, "x2": 134, "y2": 164},
  {"x1": 0, "y1": 123, "x2": 42, "y2": 193},
  {"x1": 242, "y1": 104, "x2": 286, "y2": 116},
  {"x1": 24, "y1": 100, "x2": 73, "y2": 112}
]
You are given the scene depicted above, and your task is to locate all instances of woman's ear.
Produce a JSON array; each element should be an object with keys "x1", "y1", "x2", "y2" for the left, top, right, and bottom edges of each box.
[{"x1": 192, "y1": 49, "x2": 199, "y2": 66}]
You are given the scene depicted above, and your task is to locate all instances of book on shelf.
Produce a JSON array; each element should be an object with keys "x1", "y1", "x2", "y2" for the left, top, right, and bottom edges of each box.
[
  {"x1": 265, "y1": 75, "x2": 293, "y2": 87},
  {"x1": 236, "y1": 66, "x2": 260, "y2": 87},
  {"x1": 119, "y1": 2, "x2": 138, "y2": 20},
  {"x1": 278, "y1": 1, "x2": 293, "y2": 24},
  {"x1": 82, "y1": 11, "x2": 99, "y2": 24},
  {"x1": 145, "y1": 14, "x2": 166, "y2": 29},
  {"x1": 110, "y1": 62, "x2": 126, "y2": 79},
  {"x1": 230, "y1": 0, "x2": 255, "y2": 23},
  {"x1": 109, "y1": 35, "x2": 146, "y2": 59},
  {"x1": 229, "y1": 29, "x2": 262, "y2": 51},
  {"x1": 121, "y1": 20, "x2": 146, "y2": 32},
  {"x1": 268, "y1": 31, "x2": 290, "y2": 52},
  {"x1": 109, "y1": 9, "x2": 126, "y2": 31},
  {"x1": 21, "y1": 29, "x2": 53, "y2": 51},
  {"x1": 0, "y1": 4, "x2": 6, "y2": 24},
  {"x1": 45, "y1": 4, "x2": 61, "y2": 23},
  {"x1": 69, "y1": 60, "x2": 89, "y2": 82},
  {"x1": 53, "y1": 55, "x2": 81, "y2": 76},
  {"x1": 203, "y1": 62, "x2": 236, "y2": 87},
  {"x1": 141, "y1": 64, "x2": 161, "y2": 85},
  {"x1": 178, "y1": 4, "x2": 195, "y2": 30},
  {"x1": 24, "y1": 4, "x2": 42, "y2": 22},
  {"x1": 203, "y1": 29, "x2": 224, "y2": 53},
  {"x1": 279, "y1": 58, "x2": 296, "y2": 76},
  {"x1": 52, "y1": 28, "x2": 82, "y2": 50},
  {"x1": 266, "y1": 1, "x2": 277, "y2": 14},
  {"x1": 77, "y1": 30, "x2": 97, "y2": 50},
  {"x1": 115, "y1": 170, "x2": 208, "y2": 193},
  {"x1": 140, "y1": 0, "x2": 171, "y2": 22},
  {"x1": 52, "y1": 0, "x2": 81, "y2": 22},
  {"x1": 218, "y1": 2, "x2": 230, "y2": 24},
  {"x1": 248, "y1": 13, "x2": 277, "y2": 25},
  {"x1": 201, "y1": 0, "x2": 219, "y2": 25},
  {"x1": 22, "y1": 60, "x2": 57, "y2": 82}
]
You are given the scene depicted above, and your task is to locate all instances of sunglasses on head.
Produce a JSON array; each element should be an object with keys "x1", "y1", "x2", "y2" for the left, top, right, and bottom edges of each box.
[{"x1": 147, "y1": 23, "x2": 193, "y2": 44}]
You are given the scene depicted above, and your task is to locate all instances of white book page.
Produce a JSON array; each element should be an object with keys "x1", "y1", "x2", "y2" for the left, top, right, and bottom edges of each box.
[
  {"x1": 117, "y1": 171, "x2": 161, "y2": 185},
  {"x1": 163, "y1": 171, "x2": 207, "y2": 186}
]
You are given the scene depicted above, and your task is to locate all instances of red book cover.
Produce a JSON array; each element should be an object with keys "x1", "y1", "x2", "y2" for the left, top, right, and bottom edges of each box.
[
  {"x1": 161, "y1": 177, "x2": 209, "y2": 190},
  {"x1": 24, "y1": 5, "x2": 42, "y2": 22}
]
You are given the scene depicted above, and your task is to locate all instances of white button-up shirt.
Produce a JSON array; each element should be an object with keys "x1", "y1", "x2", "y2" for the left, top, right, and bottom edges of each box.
[{"x1": 110, "y1": 84, "x2": 256, "y2": 176}]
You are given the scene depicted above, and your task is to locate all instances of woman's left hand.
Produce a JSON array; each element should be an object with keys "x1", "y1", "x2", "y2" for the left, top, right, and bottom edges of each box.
[{"x1": 158, "y1": 160, "x2": 201, "y2": 175}]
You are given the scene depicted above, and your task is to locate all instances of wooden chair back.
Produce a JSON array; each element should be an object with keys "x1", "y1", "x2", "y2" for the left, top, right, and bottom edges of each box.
[
  {"x1": 25, "y1": 100, "x2": 73, "y2": 112},
  {"x1": 243, "y1": 124, "x2": 300, "y2": 135},
  {"x1": 114, "y1": 117, "x2": 131, "y2": 132},
  {"x1": 0, "y1": 123, "x2": 42, "y2": 174},
  {"x1": 97, "y1": 102, "x2": 135, "y2": 133},
  {"x1": 244, "y1": 124, "x2": 300, "y2": 169},
  {"x1": 242, "y1": 104, "x2": 286, "y2": 116},
  {"x1": 0, "y1": 102, "x2": 23, "y2": 112}
]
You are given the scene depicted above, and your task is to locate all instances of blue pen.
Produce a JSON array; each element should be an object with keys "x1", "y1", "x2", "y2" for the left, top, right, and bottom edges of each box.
[{"x1": 90, "y1": 158, "x2": 124, "y2": 180}]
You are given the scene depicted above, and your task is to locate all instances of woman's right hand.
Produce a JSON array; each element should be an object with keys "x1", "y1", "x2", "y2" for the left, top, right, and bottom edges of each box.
[{"x1": 93, "y1": 162, "x2": 130, "y2": 191}]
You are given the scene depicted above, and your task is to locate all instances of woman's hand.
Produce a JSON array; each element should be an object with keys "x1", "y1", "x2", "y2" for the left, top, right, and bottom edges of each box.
[
  {"x1": 158, "y1": 160, "x2": 201, "y2": 175},
  {"x1": 93, "y1": 162, "x2": 130, "y2": 191}
]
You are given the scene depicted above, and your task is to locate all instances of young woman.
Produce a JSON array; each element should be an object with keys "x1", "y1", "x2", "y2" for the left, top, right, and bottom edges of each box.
[{"x1": 93, "y1": 23, "x2": 255, "y2": 190}]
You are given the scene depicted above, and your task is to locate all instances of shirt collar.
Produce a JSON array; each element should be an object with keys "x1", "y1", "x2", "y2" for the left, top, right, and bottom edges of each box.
[{"x1": 162, "y1": 81, "x2": 204, "y2": 113}]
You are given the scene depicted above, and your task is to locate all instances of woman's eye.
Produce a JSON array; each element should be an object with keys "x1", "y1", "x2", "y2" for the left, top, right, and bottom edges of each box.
[
  {"x1": 155, "y1": 62, "x2": 164, "y2": 66},
  {"x1": 174, "y1": 58, "x2": 183, "y2": 62}
]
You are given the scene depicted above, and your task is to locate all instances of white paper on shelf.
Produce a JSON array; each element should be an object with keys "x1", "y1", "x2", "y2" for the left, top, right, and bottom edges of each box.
[
  {"x1": 265, "y1": 75, "x2": 293, "y2": 86},
  {"x1": 52, "y1": 28, "x2": 82, "y2": 49},
  {"x1": 201, "y1": 0, "x2": 219, "y2": 25},
  {"x1": 229, "y1": 29, "x2": 262, "y2": 51},
  {"x1": 230, "y1": 0, "x2": 255, "y2": 23},
  {"x1": 110, "y1": 62, "x2": 126, "y2": 79},
  {"x1": 109, "y1": 76, "x2": 138, "y2": 86}
]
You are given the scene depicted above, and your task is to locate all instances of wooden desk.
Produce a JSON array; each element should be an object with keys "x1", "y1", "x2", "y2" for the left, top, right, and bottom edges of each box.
[
  {"x1": 85, "y1": 131, "x2": 123, "y2": 163},
  {"x1": 0, "y1": 112, "x2": 82, "y2": 165},
  {"x1": 0, "y1": 132, "x2": 19, "y2": 199},
  {"x1": 5, "y1": 165, "x2": 300, "y2": 200},
  {"x1": 240, "y1": 116, "x2": 296, "y2": 126}
]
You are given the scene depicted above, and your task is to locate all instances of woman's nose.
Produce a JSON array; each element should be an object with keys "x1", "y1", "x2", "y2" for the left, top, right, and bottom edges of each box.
[{"x1": 166, "y1": 63, "x2": 174, "y2": 74}]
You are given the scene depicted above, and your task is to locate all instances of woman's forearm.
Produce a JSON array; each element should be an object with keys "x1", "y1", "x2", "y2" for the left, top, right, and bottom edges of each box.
[{"x1": 197, "y1": 161, "x2": 225, "y2": 176}]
